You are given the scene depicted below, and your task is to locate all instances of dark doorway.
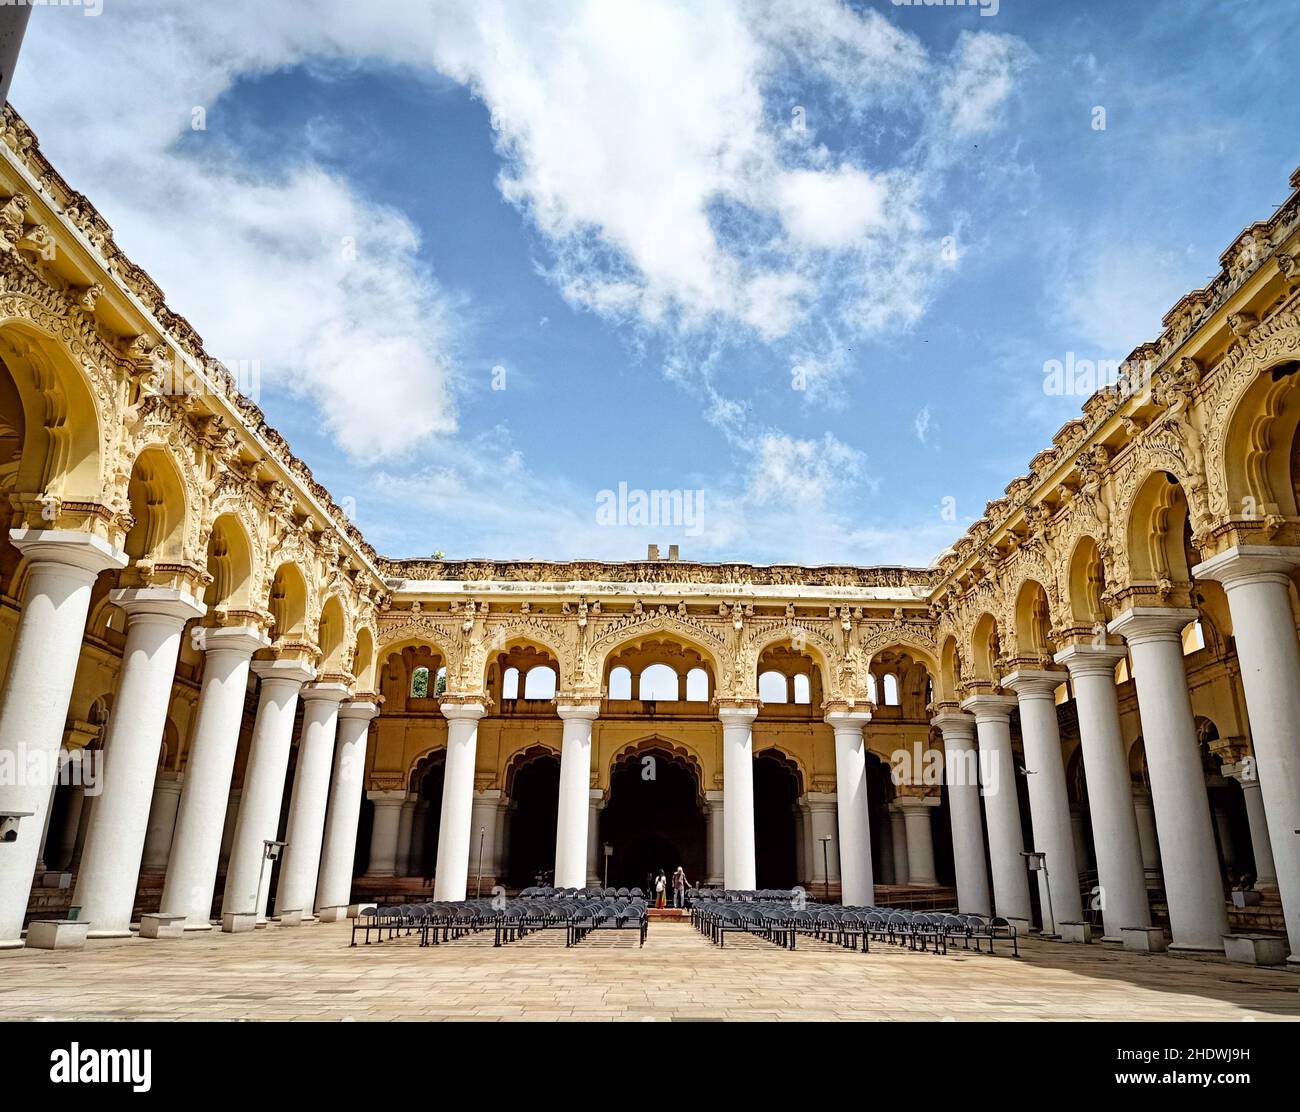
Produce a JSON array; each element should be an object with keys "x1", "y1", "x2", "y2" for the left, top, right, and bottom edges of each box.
[
  {"x1": 416, "y1": 753, "x2": 446, "y2": 882},
  {"x1": 507, "y1": 754, "x2": 560, "y2": 886},
  {"x1": 754, "y1": 752, "x2": 800, "y2": 887},
  {"x1": 601, "y1": 746, "x2": 705, "y2": 889}
]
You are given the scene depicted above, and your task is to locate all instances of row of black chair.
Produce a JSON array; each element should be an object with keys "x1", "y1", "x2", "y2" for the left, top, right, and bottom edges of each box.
[
  {"x1": 691, "y1": 900, "x2": 1019, "y2": 957},
  {"x1": 349, "y1": 895, "x2": 650, "y2": 949},
  {"x1": 518, "y1": 886, "x2": 645, "y2": 900}
]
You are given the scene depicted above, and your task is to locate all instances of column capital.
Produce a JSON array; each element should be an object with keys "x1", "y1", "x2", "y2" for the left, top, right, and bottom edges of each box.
[
  {"x1": 895, "y1": 791, "x2": 941, "y2": 811},
  {"x1": 440, "y1": 699, "x2": 487, "y2": 722},
  {"x1": 109, "y1": 585, "x2": 206, "y2": 624},
  {"x1": 9, "y1": 526, "x2": 127, "y2": 578},
  {"x1": 1108, "y1": 606, "x2": 1198, "y2": 645},
  {"x1": 824, "y1": 708, "x2": 872, "y2": 730},
  {"x1": 1192, "y1": 544, "x2": 1300, "y2": 587},
  {"x1": 556, "y1": 700, "x2": 600, "y2": 721},
  {"x1": 366, "y1": 788, "x2": 408, "y2": 806},
  {"x1": 197, "y1": 623, "x2": 271, "y2": 657},
  {"x1": 1001, "y1": 668, "x2": 1066, "y2": 699},
  {"x1": 1054, "y1": 641, "x2": 1128, "y2": 676},
  {"x1": 301, "y1": 681, "x2": 350, "y2": 706},
  {"x1": 717, "y1": 701, "x2": 759, "y2": 726},
  {"x1": 959, "y1": 693, "x2": 1018, "y2": 721},
  {"x1": 931, "y1": 711, "x2": 976, "y2": 739},
  {"x1": 339, "y1": 699, "x2": 381, "y2": 722},
  {"x1": 251, "y1": 656, "x2": 316, "y2": 687}
]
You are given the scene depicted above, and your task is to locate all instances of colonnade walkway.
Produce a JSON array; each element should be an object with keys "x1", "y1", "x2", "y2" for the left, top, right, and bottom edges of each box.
[{"x1": 0, "y1": 919, "x2": 1297, "y2": 1022}]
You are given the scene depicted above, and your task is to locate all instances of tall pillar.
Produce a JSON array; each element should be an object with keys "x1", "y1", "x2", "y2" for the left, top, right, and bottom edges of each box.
[
  {"x1": 1217, "y1": 752, "x2": 1278, "y2": 890},
  {"x1": 316, "y1": 700, "x2": 380, "y2": 919},
  {"x1": 1194, "y1": 546, "x2": 1300, "y2": 961},
  {"x1": 718, "y1": 703, "x2": 759, "y2": 890},
  {"x1": 1109, "y1": 607, "x2": 1227, "y2": 951},
  {"x1": 220, "y1": 656, "x2": 315, "y2": 923},
  {"x1": 1212, "y1": 802, "x2": 1236, "y2": 871},
  {"x1": 394, "y1": 793, "x2": 417, "y2": 877},
  {"x1": 806, "y1": 792, "x2": 839, "y2": 892},
  {"x1": 960, "y1": 694, "x2": 1032, "y2": 926},
  {"x1": 140, "y1": 771, "x2": 184, "y2": 872},
  {"x1": 586, "y1": 790, "x2": 605, "y2": 887},
  {"x1": 705, "y1": 790, "x2": 724, "y2": 886},
  {"x1": 889, "y1": 805, "x2": 909, "y2": 885},
  {"x1": 218, "y1": 788, "x2": 241, "y2": 868},
  {"x1": 0, "y1": 529, "x2": 126, "y2": 947},
  {"x1": 494, "y1": 799, "x2": 511, "y2": 882},
  {"x1": 825, "y1": 709, "x2": 874, "y2": 906},
  {"x1": 275, "y1": 681, "x2": 348, "y2": 919},
  {"x1": 1002, "y1": 670, "x2": 1084, "y2": 931},
  {"x1": 160, "y1": 624, "x2": 268, "y2": 929},
  {"x1": 1070, "y1": 806, "x2": 1091, "y2": 873},
  {"x1": 365, "y1": 789, "x2": 406, "y2": 876},
  {"x1": 897, "y1": 791, "x2": 938, "y2": 886},
  {"x1": 1132, "y1": 789, "x2": 1162, "y2": 879},
  {"x1": 75, "y1": 585, "x2": 206, "y2": 938},
  {"x1": 55, "y1": 786, "x2": 87, "y2": 871},
  {"x1": 468, "y1": 789, "x2": 501, "y2": 894},
  {"x1": 554, "y1": 701, "x2": 599, "y2": 889},
  {"x1": 433, "y1": 700, "x2": 487, "y2": 900},
  {"x1": 933, "y1": 711, "x2": 990, "y2": 914}
]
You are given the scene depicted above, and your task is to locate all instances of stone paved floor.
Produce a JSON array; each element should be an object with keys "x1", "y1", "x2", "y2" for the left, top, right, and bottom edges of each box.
[{"x1": 1, "y1": 920, "x2": 1297, "y2": 1021}]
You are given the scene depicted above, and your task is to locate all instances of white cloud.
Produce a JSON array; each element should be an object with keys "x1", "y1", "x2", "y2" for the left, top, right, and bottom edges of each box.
[{"x1": 913, "y1": 405, "x2": 933, "y2": 444}]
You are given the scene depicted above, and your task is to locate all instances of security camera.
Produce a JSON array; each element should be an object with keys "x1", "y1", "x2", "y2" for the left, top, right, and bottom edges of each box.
[{"x1": 0, "y1": 812, "x2": 33, "y2": 843}]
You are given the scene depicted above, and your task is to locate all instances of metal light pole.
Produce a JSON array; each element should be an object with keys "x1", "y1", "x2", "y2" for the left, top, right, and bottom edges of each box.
[
  {"x1": 602, "y1": 843, "x2": 613, "y2": 889},
  {"x1": 818, "y1": 835, "x2": 833, "y2": 902}
]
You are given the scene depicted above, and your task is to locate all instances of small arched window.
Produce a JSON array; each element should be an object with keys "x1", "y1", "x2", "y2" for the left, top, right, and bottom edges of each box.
[
  {"x1": 1181, "y1": 620, "x2": 1204, "y2": 655},
  {"x1": 792, "y1": 673, "x2": 811, "y2": 704},
  {"x1": 410, "y1": 666, "x2": 430, "y2": 699},
  {"x1": 639, "y1": 663, "x2": 678, "y2": 700},
  {"x1": 685, "y1": 667, "x2": 709, "y2": 701},
  {"x1": 867, "y1": 673, "x2": 879, "y2": 703},
  {"x1": 501, "y1": 666, "x2": 520, "y2": 700},
  {"x1": 523, "y1": 665, "x2": 557, "y2": 700},
  {"x1": 434, "y1": 665, "x2": 447, "y2": 696},
  {"x1": 758, "y1": 670, "x2": 789, "y2": 703},
  {"x1": 608, "y1": 666, "x2": 632, "y2": 700},
  {"x1": 883, "y1": 673, "x2": 900, "y2": 706}
]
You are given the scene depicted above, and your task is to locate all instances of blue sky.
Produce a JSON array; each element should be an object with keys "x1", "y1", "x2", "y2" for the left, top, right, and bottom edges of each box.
[{"x1": 13, "y1": 0, "x2": 1299, "y2": 566}]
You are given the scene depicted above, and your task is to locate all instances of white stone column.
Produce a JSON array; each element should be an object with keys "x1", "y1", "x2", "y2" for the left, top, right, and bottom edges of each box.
[
  {"x1": 160, "y1": 624, "x2": 267, "y2": 928},
  {"x1": 1221, "y1": 765, "x2": 1277, "y2": 890},
  {"x1": 394, "y1": 793, "x2": 417, "y2": 877},
  {"x1": 274, "y1": 681, "x2": 348, "y2": 919},
  {"x1": 705, "y1": 790, "x2": 724, "y2": 885},
  {"x1": 1070, "y1": 806, "x2": 1091, "y2": 873},
  {"x1": 807, "y1": 792, "x2": 839, "y2": 892},
  {"x1": 433, "y1": 701, "x2": 487, "y2": 900},
  {"x1": 220, "y1": 657, "x2": 315, "y2": 923},
  {"x1": 897, "y1": 793, "x2": 938, "y2": 886},
  {"x1": 1002, "y1": 670, "x2": 1084, "y2": 931},
  {"x1": 825, "y1": 709, "x2": 874, "y2": 907},
  {"x1": 1132, "y1": 789, "x2": 1162, "y2": 878},
  {"x1": 315, "y1": 700, "x2": 379, "y2": 918},
  {"x1": 494, "y1": 799, "x2": 511, "y2": 881},
  {"x1": 140, "y1": 771, "x2": 184, "y2": 872},
  {"x1": 55, "y1": 786, "x2": 87, "y2": 871},
  {"x1": 0, "y1": 529, "x2": 126, "y2": 948},
  {"x1": 800, "y1": 800, "x2": 816, "y2": 885},
  {"x1": 933, "y1": 711, "x2": 991, "y2": 915},
  {"x1": 718, "y1": 703, "x2": 758, "y2": 890},
  {"x1": 75, "y1": 586, "x2": 206, "y2": 938},
  {"x1": 554, "y1": 702, "x2": 599, "y2": 889},
  {"x1": 876, "y1": 804, "x2": 894, "y2": 885},
  {"x1": 219, "y1": 788, "x2": 241, "y2": 868},
  {"x1": 586, "y1": 790, "x2": 605, "y2": 887},
  {"x1": 365, "y1": 789, "x2": 406, "y2": 876},
  {"x1": 961, "y1": 694, "x2": 1032, "y2": 926},
  {"x1": 889, "y1": 805, "x2": 909, "y2": 885},
  {"x1": 1109, "y1": 607, "x2": 1228, "y2": 951},
  {"x1": 1194, "y1": 546, "x2": 1300, "y2": 961},
  {"x1": 468, "y1": 789, "x2": 501, "y2": 894}
]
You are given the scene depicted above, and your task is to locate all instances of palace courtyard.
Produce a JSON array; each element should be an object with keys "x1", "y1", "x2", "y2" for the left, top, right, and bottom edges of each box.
[{"x1": 2, "y1": 919, "x2": 1297, "y2": 1023}]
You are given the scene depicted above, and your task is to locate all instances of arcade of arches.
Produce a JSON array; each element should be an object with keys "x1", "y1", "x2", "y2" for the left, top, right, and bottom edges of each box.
[{"x1": 0, "y1": 108, "x2": 1299, "y2": 967}]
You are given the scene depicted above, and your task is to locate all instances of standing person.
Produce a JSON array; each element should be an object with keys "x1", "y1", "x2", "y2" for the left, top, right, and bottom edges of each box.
[
  {"x1": 654, "y1": 869, "x2": 667, "y2": 909},
  {"x1": 671, "y1": 865, "x2": 688, "y2": 909}
]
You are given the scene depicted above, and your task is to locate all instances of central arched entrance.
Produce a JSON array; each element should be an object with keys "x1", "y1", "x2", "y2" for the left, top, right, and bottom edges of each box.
[
  {"x1": 505, "y1": 748, "x2": 560, "y2": 887},
  {"x1": 601, "y1": 744, "x2": 706, "y2": 890},
  {"x1": 754, "y1": 750, "x2": 801, "y2": 888}
]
